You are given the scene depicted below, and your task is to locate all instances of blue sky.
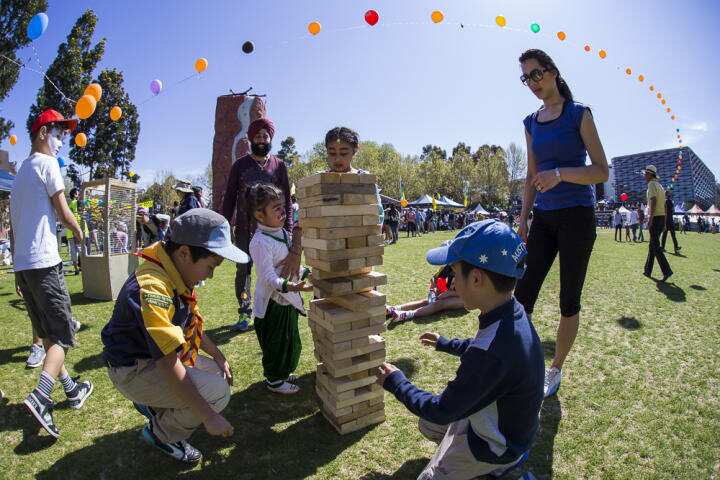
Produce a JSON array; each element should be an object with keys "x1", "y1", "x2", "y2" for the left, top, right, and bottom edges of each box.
[{"x1": 3, "y1": 0, "x2": 719, "y2": 186}]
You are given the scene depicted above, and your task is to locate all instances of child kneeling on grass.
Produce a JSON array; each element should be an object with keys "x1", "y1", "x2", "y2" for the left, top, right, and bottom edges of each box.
[
  {"x1": 101, "y1": 209, "x2": 248, "y2": 464},
  {"x1": 247, "y1": 184, "x2": 313, "y2": 395},
  {"x1": 377, "y1": 220, "x2": 544, "y2": 479}
]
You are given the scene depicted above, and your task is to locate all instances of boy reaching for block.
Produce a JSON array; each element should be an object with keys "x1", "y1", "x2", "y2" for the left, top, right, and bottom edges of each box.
[
  {"x1": 377, "y1": 220, "x2": 544, "y2": 479},
  {"x1": 101, "y1": 209, "x2": 249, "y2": 463}
]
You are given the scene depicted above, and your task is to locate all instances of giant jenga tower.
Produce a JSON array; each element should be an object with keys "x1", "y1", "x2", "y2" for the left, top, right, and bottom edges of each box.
[{"x1": 296, "y1": 172, "x2": 387, "y2": 434}]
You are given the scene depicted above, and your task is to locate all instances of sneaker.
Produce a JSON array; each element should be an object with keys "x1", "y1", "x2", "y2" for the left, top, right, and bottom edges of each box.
[
  {"x1": 544, "y1": 367, "x2": 562, "y2": 398},
  {"x1": 286, "y1": 374, "x2": 298, "y2": 383},
  {"x1": 67, "y1": 379, "x2": 94, "y2": 409},
  {"x1": 141, "y1": 424, "x2": 202, "y2": 463},
  {"x1": 23, "y1": 391, "x2": 59, "y2": 438},
  {"x1": 72, "y1": 318, "x2": 81, "y2": 332},
  {"x1": 133, "y1": 402, "x2": 157, "y2": 421},
  {"x1": 266, "y1": 380, "x2": 300, "y2": 395},
  {"x1": 490, "y1": 450, "x2": 530, "y2": 478},
  {"x1": 661, "y1": 272, "x2": 673, "y2": 282},
  {"x1": 232, "y1": 313, "x2": 252, "y2": 332},
  {"x1": 26, "y1": 344, "x2": 46, "y2": 368}
]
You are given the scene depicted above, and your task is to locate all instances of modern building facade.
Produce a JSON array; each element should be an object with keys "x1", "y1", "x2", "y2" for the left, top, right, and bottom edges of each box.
[{"x1": 612, "y1": 147, "x2": 716, "y2": 208}]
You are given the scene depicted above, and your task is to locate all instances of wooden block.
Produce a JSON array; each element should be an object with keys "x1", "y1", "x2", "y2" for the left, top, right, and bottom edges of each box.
[
  {"x1": 299, "y1": 182, "x2": 377, "y2": 198},
  {"x1": 318, "y1": 382, "x2": 384, "y2": 410},
  {"x1": 366, "y1": 234, "x2": 385, "y2": 247},
  {"x1": 342, "y1": 193, "x2": 377, "y2": 205},
  {"x1": 311, "y1": 321, "x2": 386, "y2": 343},
  {"x1": 316, "y1": 365, "x2": 377, "y2": 393},
  {"x1": 310, "y1": 299, "x2": 385, "y2": 325},
  {"x1": 322, "y1": 349, "x2": 386, "y2": 378},
  {"x1": 311, "y1": 267, "x2": 372, "y2": 280},
  {"x1": 300, "y1": 216, "x2": 363, "y2": 229},
  {"x1": 339, "y1": 173, "x2": 377, "y2": 184},
  {"x1": 363, "y1": 215, "x2": 380, "y2": 226},
  {"x1": 306, "y1": 256, "x2": 379, "y2": 272},
  {"x1": 297, "y1": 172, "x2": 342, "y2": 189},
  {"x1": 313, "y1": 271, "x2": 386, "y2": 298},
  {"x1": 365, "y1": 256, "x2": 383, "y2": 268},
  {"x1": 346, "y1": 236, "x2": 367, "y2": 249},
  {"x1": 301, "y1": 237, "x2": 346, "y2": 251},
  {"x1": 298, "y1": 194, "x2": 343, "y2": 208},
  {"x1": 307, "y1": 245, "x2": 384, "y2": 262},
  {"x1": 304, "y1": 225, "x2": 382, "y2": 240},
  {"x1": 329, "y1": 402, "x2": 384, "y2": 427},
  {"x1": 349, "y1": 271, "x2": 387, "y2": 291},
  {"x1": 320, "y1": 406, "x2": 385, "y2": 435},
  {"x1": 327, "y1": 290, "x2": 386, "y2": 312},
  {"x1": 318, "y1": 335, "x2": 385, "y2": 361},
  {"x1": 305, "y1": 204, "x2": 378, "y2": 218}
]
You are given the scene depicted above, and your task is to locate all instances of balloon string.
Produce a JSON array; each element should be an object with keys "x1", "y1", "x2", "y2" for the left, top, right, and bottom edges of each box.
[
  {"x1": 0, "y1": 53, "x2": 77, "y2": 105},
  {"x1": 137, "y1": 73, "x2": 202, "y2": 106}
]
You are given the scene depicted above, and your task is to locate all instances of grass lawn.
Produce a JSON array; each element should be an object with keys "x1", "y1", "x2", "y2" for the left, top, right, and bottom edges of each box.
[{"x1": 0, "y1": 229, "x2": 719, "y2": 479}]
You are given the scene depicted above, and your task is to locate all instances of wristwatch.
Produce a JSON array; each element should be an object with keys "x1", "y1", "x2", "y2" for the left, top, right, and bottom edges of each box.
[{"x1": 554, "y1": 167, "x2": 561, "y2": 181}]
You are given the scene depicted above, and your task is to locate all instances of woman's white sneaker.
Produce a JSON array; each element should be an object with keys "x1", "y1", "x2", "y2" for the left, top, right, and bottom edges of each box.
[
  {"x1": 266, "y1": 380, "x2": 300, "y2": 395},
  {"x1": 544, "y1": 367, "x2": 562, "y2": 398}
]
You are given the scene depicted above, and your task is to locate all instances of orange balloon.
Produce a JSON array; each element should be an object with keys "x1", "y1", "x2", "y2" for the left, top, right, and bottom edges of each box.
[
  {"x1": 308, "y1": 21, "x2": 321, "y2": 35},
  {"x1": 9, "y1": 134, "x2": 17, "y2": 145},
  {"x1": 495, "y1": 15, "x2": 507, "y2": 27},
  {"x1": 194, "y1": 57, "x2": 208, "y2": 73},
  {"x1": 75, "y1": 94, "x2": 97, "y2": 120},
  {"x1": 84, "y1": 83, "x2": 102, "y2": 102},
  {"x1": 75, "y1": 132, "x2": 87, "y2": 148},
  {"x1": 431, "y1": 10, "x2": 444, "y2": 24},
  {"x1": 657, "y1": 93, "x2": 662, "y2": 99},
  {"x1": 599, "y1": 50, "x2": 607, "y2": 59},
  {"x1": 625, "y1": 68, "x2": 632, "y2": 75},
  {"x1": 584, "y1": 44, "x2": 591, "y2": 52},
  {"x1": 110, "y1": 106, "x2": 122, "y2": 122},
  {"x1": 638, "y1": 75, "x2": 644, "y2": 82},
  {"x1": 557, "y1": 31, "x2": 566, "y2": 41}
]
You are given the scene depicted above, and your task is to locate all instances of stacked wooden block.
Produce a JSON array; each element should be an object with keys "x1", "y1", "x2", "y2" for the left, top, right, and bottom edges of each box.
[{"x1": 297, "y1": 172, "x2": 387, "y2": 434}]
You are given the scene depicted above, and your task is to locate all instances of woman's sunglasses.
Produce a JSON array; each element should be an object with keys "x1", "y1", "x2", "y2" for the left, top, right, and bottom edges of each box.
[{"x1": 520, "y1": 68, "x2": 551, "y2": 85}]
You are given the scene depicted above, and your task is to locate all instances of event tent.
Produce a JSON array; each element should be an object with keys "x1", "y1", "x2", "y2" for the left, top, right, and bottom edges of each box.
[
  {"x1": 408, "y1": 194, "x2": 434, "y2": 207},
  {"x1": 472, "y1": 203, "x2": 490, "y2": 215},
  {"x1": 439, "y1": 196, "x2": 464, "y2": 208},
  {"x1": 0, "y1": 170, "x2": 14, "y2": 193}
]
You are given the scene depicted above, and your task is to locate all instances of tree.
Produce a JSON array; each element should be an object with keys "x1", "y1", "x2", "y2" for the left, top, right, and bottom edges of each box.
[
  {"x1": 277, "y1": 136, "x2": 300, "y2": 166},
  {"x1": 139, "y1": 171, "x2": 181, "y2": 212},
  {"x1": 421, "y1": 144, "x2": 447, "y2": 161},
  {"x1": 507, "y1": 142, "x2": 526, "y2": 200},
  {"x1": 0, "y1": 0, "x2": 48, "y2": 142},
  {"x1": 189, "y1": 163, "x2": 213, "y2": 206},
  {"x1": 72, "y1": 69, "x2": 140, "y2": 179},
  {"x1": 25, "y1": 9, "x2": 105, "y2": 137},
  {"x1": 451, "y1": 142, "x2": 471, "y2": 160}
]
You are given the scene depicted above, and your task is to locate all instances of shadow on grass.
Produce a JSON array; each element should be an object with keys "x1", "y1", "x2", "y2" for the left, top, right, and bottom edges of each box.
[
  {"x1": 392, "y1": 357, "x2": 419, "y2": 380},
  {"x1": 69, "y1": 292, "x2": 108, "y2": 307},
  {"x1": 0, "y1": 403, "x2": 57, "y2": 454},
  {"x1": 528, "y1": 395, "x2": 561, "y2": 479},
  {"x1": 655, "y1": 281, "x2": 686, "y2": 302},
  {"x1": 689, "y1": 284, "x2": 707, "y2": 291},
  {"x1": 670, "y1": 252, "x2": 687, "y2": 258},
  {"x1": 359, "y1": 458, "x2": 427, "y2": 479},
  {"x1": 9, "y1": 298, "x2": 26, "y2": 311},
  {"x1": 541, "y1": 340, "x2": 556, "y2": 360},
  {"x1": 617, "y1": 316, "x2": 642, "y2": 330},
  {"x1": 0, "y1": 346, "x2": 27, "y2": 365},
  {"x1": 204, "y1": 324, "x2": 252, "y2": 346},
  {"x1": 73, "y1": 352, "x2": 105, "y2": 373}
]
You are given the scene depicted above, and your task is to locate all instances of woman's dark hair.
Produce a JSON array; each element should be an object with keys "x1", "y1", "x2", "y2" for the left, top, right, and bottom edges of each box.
[
  {"x1": 519, "y1": 49, "x2": 573, "y2": 102},
  {"x1": 69, "y1": 187, "x2": 79, "y2": 199},
  {"x1": 163, "y1": 239, "x2": 215, "y2": 263},
  {"x1": 245, "y1": 183, "x2": 284, "y2": 223},
  {"x1": 325, "y1": 127, "x2": 359, "y2": 150},
  {"x1": 459, "y1": 260, "x2": 517, "y2": 293}
]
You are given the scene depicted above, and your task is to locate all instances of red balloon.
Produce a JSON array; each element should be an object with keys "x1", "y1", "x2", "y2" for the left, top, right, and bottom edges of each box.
[
  {"x1": 620, "y1": 193, "x2": 629, "y2": 202},
  {"x1": 365, "y1": 9, "x2": 379, "y2": 26}
]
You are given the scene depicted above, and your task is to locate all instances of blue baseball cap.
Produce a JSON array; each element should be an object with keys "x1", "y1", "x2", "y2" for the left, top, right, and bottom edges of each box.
[
  {"x1": 426, "y1": 220, "x2": 527, "y2": 279},
  {"x1": 167, "y1": 208, "x2": 249, "y2": 264}
]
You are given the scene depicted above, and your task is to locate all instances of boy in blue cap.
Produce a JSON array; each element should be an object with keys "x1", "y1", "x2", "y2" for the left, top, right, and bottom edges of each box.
[{"x1": 377, "y1": 220, "x2": 544, "y2": 479}]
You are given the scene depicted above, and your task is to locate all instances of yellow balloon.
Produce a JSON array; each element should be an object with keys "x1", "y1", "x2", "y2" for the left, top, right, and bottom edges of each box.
[
  {"x1": 84, "y1": 83, "x2": 102, "y2": 102},
  {"x1": 400, "y1": 199, "x2": 408, "y2": 208},
  {"x1": 129, "y1": 171, "x2": 135, "y2": 177},
  {"x1": 661, "y1": 99, "x2": 667, "y2": 105},
  {"x1": 431, "y1": 10, "x2": 444, "y2": 24},
  {"x1": 75, "y1": 95, "x2": 97, "y2": 120},
  {"x1": 9, "y1": 134, "x2": 17, "y2": 145},
  {"x1": 75, "y1": 132, "x2": 87, "y2": 148},
  {"x1": 495, "y1": 15, "x2": 507, "y2": 27},
  {"x1": 308, "y1": 21, "x2": 321, "y2": 35},
  {"x1": 110, "y1": 106, "x2": 122, "y2": 122},
  {"x1": 625, "y1": 67, "x2": 632, "y2": 75},
  {"x1": 195, "y1": 57, "x2": 208, "y2": 73}
]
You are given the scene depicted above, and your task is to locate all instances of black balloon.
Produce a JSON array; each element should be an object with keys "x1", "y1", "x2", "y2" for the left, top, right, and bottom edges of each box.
[{"x1": 242, "y1": 41, "x2": 254, "y2": 54}]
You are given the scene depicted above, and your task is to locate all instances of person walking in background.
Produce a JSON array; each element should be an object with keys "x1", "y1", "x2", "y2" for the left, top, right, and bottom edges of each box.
[
  {"x1": 613, "y1": 209, "x2": 623, "y2": 242},
  {"x1": 637, "y1": 204, "x2": 645, "y2": 242},
  {"x1": 661, "y1": 195, "x2": 681, "y2": 255},
  {"x1": 629, "y1": 206, "x2": 639, "y2": 242},
  {"x1": 642, "y1": 165, "x2": 673, "y2": 282},
  {"x1": 681, "y1": 213, "x2": 689, "y2": 234}
]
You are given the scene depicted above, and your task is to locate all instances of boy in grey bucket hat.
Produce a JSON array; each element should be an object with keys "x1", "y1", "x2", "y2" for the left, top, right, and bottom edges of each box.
[{"x1": 101, "y1": 208, "x2": 247, "y2": 463}]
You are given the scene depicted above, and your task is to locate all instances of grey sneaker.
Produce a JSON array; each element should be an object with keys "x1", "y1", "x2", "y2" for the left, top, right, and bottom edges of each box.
[
  {"x1": 544, "y1": 367, "x2": 562, "y2": 398},
  {"x1": 24, "y1": 391, "x2": 59, "y2": 438},
  {"x1": 72, "y1": 318, "x2": 81, "y2": 332},
  {"x1": 67, "y1": 379, "x2": 94, "y2": 409},
  {"x1": 26, "y1": 344, "x2": 46, "y2": 368},
  {"x1": 141, "y1": 424, "x2": 202, "y2": 463}
]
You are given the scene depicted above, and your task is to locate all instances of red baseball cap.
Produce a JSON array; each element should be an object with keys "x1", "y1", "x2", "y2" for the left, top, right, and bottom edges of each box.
[{"x1": 30, "y1": 109, "x2": 78, "y2": 135}]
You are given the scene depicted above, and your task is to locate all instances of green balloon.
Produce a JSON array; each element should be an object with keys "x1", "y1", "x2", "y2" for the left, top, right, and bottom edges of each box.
[{"x1": 531, "y1": 23, "x2": 541, "y2": 33}]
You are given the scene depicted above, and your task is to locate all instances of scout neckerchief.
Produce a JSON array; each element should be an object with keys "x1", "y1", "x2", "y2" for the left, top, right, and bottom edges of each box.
[
  {"x1": 260, "y1": 227, "x2": 288, "y2": 246},
  {"x1": 135, "y1": 249, "x2": 203, "y2": 367}
]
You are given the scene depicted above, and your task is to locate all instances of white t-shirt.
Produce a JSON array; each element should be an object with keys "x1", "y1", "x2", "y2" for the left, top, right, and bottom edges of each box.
[{"x1": 10, "y1": 152, "x2": 65, "y2": 271}]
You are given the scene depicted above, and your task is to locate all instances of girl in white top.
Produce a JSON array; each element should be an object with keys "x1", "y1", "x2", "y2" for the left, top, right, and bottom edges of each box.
[{"x1": 247, "y1": 183, "x2": 313, "y2": 394}]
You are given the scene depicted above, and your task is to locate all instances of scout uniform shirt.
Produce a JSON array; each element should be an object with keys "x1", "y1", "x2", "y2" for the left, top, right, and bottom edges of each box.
[{"x1": 101, "y1": 243, "x2": 201, "y2": 367}]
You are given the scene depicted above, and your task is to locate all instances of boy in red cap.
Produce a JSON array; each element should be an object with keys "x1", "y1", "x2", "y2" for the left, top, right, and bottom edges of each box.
[{"x1": 11, "y1": 109, "x2": 93, "y2": 438}]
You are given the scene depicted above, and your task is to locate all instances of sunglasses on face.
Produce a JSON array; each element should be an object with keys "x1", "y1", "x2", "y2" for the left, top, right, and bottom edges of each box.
[{"x1": 520, "y1": 68, "x2": 551, "y2": 85}]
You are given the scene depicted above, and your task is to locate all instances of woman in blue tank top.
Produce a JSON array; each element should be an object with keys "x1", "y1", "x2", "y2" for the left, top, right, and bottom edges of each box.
[{"x1": 514, "y1": 49, "x2": 609, "y2": 398}]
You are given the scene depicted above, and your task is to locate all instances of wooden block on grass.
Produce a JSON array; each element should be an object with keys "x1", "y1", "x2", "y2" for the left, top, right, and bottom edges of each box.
[
  {"x1": 311, "y1": 267, "x2": 372, "y2": 280},
  {"x1": 304, "y1": 204, "x2": 379, "y2": 218},
  {"x1": 346, "y1": 236, "x2": 367, "y2": 249},
  {"x1": 298, "y1": 194, "x2": 343, "y2": 208},
  {"x1": 327, "y1": 290, "x2": 386, "y2": 312},
  {"x1": 366, "y1": 234, "x2": 385, "y2": 247},
  {"x1": 310, "y1": 299, "x2": 385, "y2": 325},
  {"x1": 301, "y1": 237, "x2": 346, "y2": 251},
  {"x1": 315, "y1": 334, "x2": 385, "y2": 361},
  {"x1": 300, "y1": 216, "x2": 363, "y2": 229},
  {"x1": 316, "y1": 364, "x2": 378, "y2": 393},
  {"x1": 342, "y1": 193, "x2": 378, "y2": 205},
  {"x1": 304, "y1": 225, "x2": 382, "y2": 240},
  {"x1": 322, "y1": 349, "x2": 386, "y2": 378}
]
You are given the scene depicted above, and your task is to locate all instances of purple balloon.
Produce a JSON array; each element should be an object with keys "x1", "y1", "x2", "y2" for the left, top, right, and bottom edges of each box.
[{"x1": 150, "y1": 79, "x2": 163, "y2": 95}]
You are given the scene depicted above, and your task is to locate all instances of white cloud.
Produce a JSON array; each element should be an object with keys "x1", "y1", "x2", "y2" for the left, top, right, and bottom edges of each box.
[{"x1": 685, "y1": 121, "x2": 709, "y2": 132}]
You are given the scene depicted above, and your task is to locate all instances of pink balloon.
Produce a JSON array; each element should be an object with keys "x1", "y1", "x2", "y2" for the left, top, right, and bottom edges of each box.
[{"x1": 150, "y1": 79, "x2": 163, "y2": 95}]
